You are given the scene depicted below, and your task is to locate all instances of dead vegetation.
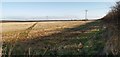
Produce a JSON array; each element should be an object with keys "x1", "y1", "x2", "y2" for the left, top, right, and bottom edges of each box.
[
  {"x1": 102, "y1": 1, "x2": 120, "y2": 55},
  {"x1": 2, "y1": 20, "x2": 106, "y2": 56}
]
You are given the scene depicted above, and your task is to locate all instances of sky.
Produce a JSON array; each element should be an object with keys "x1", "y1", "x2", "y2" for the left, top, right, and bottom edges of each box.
[
  {"x1": 1, "y1": 0, "x2": 116, "y2": 20},
  {"x1": 1, "y1": 0, "x2": 117, "y2": 2}
]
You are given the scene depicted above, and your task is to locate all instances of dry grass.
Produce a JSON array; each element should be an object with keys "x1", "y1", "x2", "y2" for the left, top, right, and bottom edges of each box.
[
  {"x1": 1, "y1": 22, "x2": 36, "y2": 32},
  {"x1": 1, "y1": 20, "x2": 105, "y2": 55},
  {"x1": 2, "y1": 21, "x2": 92, "y2": 43}
]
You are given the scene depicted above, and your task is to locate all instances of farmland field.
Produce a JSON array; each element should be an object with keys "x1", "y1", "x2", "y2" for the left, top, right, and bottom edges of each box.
[{"x1": 1, "y1": 20, "x2": 106, "y2": 56}]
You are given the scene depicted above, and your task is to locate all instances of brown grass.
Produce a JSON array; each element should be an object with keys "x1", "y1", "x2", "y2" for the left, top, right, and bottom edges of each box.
[
  {"x1": 2, "y1": 21, "x2": 92, "y2": 43},
  {"x1": 2, "y1": 20, "x2": 105, "y2": 55}
]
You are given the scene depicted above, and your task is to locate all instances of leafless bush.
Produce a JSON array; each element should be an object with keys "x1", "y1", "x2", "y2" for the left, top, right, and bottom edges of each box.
[{"x1": 102, "y1": 1, "x2": 120, "y2": 55}]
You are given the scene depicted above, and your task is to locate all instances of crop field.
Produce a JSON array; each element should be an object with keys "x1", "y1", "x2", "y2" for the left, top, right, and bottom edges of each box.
[{"x1": 1, "y1": 20, "x2": 106, "y2": 56}]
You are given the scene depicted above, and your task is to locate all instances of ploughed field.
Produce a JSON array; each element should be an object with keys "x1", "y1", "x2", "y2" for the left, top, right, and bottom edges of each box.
[{"x1": 1, "y1": 20, "x2": 105, "y2": 55}]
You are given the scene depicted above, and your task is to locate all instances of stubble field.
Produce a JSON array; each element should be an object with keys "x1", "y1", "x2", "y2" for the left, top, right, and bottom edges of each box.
[{"x1": 1, "y1": 20, "x2": 105, "y2": 56}]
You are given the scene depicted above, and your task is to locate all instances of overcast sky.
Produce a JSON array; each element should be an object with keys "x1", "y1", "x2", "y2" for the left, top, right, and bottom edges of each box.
[{"x1": 1, "y1": 0, "x2": 116, "y2": 20}]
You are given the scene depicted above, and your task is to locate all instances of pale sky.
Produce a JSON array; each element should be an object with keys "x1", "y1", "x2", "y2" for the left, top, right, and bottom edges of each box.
[
  {"x1": 1, "y1": 0, "x2": 117, "y2": 2},
  {"x1": 1, "y1": 0, "x2": 116, "y2": 20}
]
